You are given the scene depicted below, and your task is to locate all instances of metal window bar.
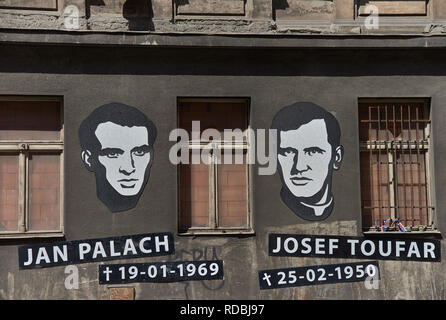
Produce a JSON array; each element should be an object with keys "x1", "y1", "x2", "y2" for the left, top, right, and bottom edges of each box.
[
  {"x1": 359, "y1": 102, "x2": 432, "y2": 231},
  {"x1": 422, "y1": 105, "x2": 432, "y2": 226},
  {"x1": 415, "y1": 106, "x2": 423, "y2": 226},
  {"x1": 377, "y1": 106, "x2": 383, "y2": 222},
  {"x1": 399, "y1": 104, "x2": 406, "y2": 223},
  {"x1": 408, "y1": 104, "x2": 415, "y2": 226}
]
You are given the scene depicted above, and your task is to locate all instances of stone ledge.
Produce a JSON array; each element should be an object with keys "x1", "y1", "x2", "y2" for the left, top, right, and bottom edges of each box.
[{"x1": 2, "y1": 28, "x2": 446, "y2": 49}]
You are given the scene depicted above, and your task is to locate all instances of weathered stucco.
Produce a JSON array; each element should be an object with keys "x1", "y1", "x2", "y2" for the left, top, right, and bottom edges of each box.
[
  {"x1": 0, "y1": 0, "x2": 444, "y2": 35},
  {"x1": 0, "y1": 41, "x2": 445, "y2": 299},
  {"x1": 0, "y1": 0, "x2": 445, "y2": 301}
]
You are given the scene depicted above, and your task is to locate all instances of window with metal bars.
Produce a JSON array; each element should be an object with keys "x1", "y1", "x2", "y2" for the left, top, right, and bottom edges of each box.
[{"x1": 358, "y1": 99, "x2": 434, "y2": 232}]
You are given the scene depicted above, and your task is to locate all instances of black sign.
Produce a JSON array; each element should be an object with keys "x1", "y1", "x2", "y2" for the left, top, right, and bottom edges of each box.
[
  {"x1": 99, "y1": 260, "x2": 224, "y2": 284},
  {"x1": 269, "y1": 234, "x2": 441, "y2": 262},
  {"x1": 18, "y1": 232, "x2": 174, "y2": 269},
  {"x1": 259, "y1": 261, "x2": 380, "y2": 290}
]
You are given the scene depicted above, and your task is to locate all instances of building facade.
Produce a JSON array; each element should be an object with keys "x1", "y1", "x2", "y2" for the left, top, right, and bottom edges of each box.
[{"x1": 0, "y1": 0, "x2": 445, "y2": 300}]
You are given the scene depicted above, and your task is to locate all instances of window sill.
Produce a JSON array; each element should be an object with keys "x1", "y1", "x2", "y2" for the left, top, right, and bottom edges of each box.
[
  {"x1": 178, "y1": 228, "x2": 255, "y2": 236},
  {"x1": 174, "y1": 16, "x2": 247, "y2": 21},
  {"x1": 363, "y1": 230, "x2": 441, "y2": 238},
  {"x1": 0, "y1": 231, "x2": 64, "y2": 240}
]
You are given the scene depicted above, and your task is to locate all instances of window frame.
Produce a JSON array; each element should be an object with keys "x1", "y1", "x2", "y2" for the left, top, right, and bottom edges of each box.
[
  {"x1": 356, "y1": 0, "x2": 429, "y2": 16},
  {"x1": 0, "y1": 95, "x2": 64, "y2": 239},
  {"x1": 173, "y1": 0, "x2": 247, "y2": 20},
  {"x1": 358, "y1": 98, "x2": 437, "y2": 235},
  {"x1": 354, "y1": 0, "x2": 434, "y2": 27},
  {"x1": 176, "y1": 97, "x2": 254, "y2": 236},
  {"x1": 0, "y1": 0, "x2": 58, "y2": 11}
]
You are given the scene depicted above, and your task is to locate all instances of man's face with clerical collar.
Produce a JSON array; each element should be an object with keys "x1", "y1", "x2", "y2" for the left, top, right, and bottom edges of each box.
[
  {"x1": 278, "y1": 119, "x2": 333, "y2": 199},
  {"x1": 94, "y1": 121, "x2": 151, "y2": 196}
]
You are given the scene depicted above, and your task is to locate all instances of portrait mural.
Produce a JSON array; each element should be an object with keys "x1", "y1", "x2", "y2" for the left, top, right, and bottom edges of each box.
[
  {"x1": 78, "y1": 102, "x2": 157, "y2": 212},
  {"x1": 271, "y1": 102, "x2": 344, "y2": 221}
]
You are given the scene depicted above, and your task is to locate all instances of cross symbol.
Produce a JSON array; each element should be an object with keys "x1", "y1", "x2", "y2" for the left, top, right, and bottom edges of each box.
[
  {"x1": 262, "y1": 272, "x2": 272, "y2": 287},
  {"x1": 102, "y1": 266, "x2": 113, "y2": 282}
]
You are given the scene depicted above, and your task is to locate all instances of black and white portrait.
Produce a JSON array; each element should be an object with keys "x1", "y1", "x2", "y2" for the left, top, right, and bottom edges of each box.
[
  {"x1": 271, "y1": 102, "x2": 344, "y2": 221},
  {"x1": 78, "y1": 102, "x2": 157, "y2": 213}
]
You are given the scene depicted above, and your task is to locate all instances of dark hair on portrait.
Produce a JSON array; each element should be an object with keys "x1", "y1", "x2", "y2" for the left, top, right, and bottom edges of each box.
[
  {"x1": 78, "y1": 102, "x2": 157, "y2": 154},
  {"x1": 271, "y1": 101, "x2": 341, "y2": 149}
]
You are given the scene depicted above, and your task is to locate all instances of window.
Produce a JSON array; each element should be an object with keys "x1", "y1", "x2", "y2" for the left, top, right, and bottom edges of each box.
[
  {"x1": 0, "y1": 0, "x2": 58, "y2": 10},
  {"x1": 177, "y1": 98, "x2": 253, "y2": 235},
  {"x1": 175, "y1": 0, "x2": 245, "y2": 17},
  {"x1": 357, "y1": 0, "x2": 428, "y2": 16},
  {"x1": 358, "y1": 99, "x2": 434, "y2": 232},
  {"x1": 273, "y1": 0, "x2": 333, "y2": 23},
  {"x1": 0, "y1": 97, "x2": 64, "y2": 238}
]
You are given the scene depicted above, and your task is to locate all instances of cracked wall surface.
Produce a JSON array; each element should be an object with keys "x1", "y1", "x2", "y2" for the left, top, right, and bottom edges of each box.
[
  {"x1": 0, "y1": 0, "x2": 445, "y2": 35},
  {"x1": 0, "y1": 45, "x2": 445, "y2": 300},
  {"x1": 0, "y1": 0, "x2": 446, "y2": 303}
]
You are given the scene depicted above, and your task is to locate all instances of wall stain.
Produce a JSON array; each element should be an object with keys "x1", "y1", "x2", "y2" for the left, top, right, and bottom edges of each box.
[{"x1": 168, "y1": 246, "x2": 225, "y2": 299}]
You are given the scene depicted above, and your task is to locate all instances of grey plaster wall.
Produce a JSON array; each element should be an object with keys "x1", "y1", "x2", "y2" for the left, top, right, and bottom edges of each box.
[{"x1": 0, "y1": 44, "x2": 445, "y2": 299}]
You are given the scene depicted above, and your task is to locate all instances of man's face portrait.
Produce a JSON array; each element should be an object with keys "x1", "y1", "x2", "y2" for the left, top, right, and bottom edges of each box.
[
  {"x1": 272, "y1": 102, "x2": 343, "y2": 221},
  {"x1": 79, "y1": 103, "x2": 157, "y2": 213},
  {"x1": 95, "y1": 121, "x2": 151, "y2": 197},
  {"x1": 278, "y1": 119, "x2": 333, "y2": 199}
]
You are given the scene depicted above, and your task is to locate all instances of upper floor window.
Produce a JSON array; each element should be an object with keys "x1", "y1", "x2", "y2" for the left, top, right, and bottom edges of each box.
[
  {"x1": 0, "y1": 96, "x2": 64, "y2": 239},
  {"x1": 174, "y1": 0, "x2": 246, "y2": 17},
  {"x1": 177, "y1": 98, "x2": 253, "y2": 235},
  {"x1": 357, "y1": 0, "x2": 429, "y2": 17},
  {"x1": 358, "y1": 99, "x2": 434, "y2": 232},
  {"x1": 0, "y1": 0, "x2": 58, "y2": 10}
]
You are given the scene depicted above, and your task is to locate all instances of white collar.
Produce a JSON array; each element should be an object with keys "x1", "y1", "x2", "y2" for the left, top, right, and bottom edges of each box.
[{"x1": 300, "y1": 196, "x2": 333, "y2": 217}]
